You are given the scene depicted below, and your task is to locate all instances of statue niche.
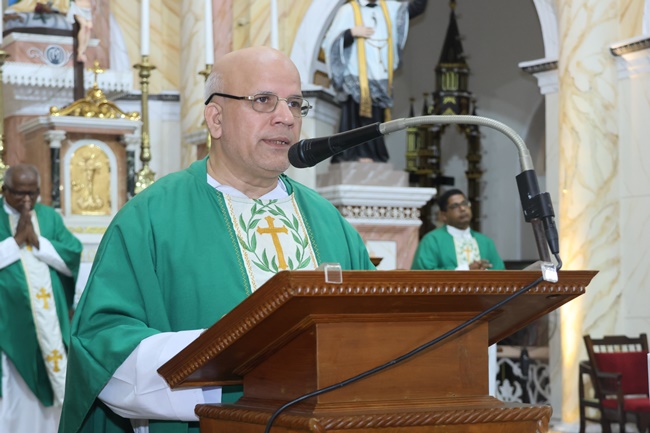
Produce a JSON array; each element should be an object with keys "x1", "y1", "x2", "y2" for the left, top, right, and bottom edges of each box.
[{"x1": 69, "y1": 143, "x2": 111, "y2": 215}]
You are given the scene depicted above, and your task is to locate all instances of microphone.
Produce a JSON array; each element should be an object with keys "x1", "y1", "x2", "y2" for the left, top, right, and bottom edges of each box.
[
  {"x1": 289, "y1": 115, "x2": 561, "y2": 261},
  {"x1": 288, "y1": 123, "x2": 383, "y2": 168}
]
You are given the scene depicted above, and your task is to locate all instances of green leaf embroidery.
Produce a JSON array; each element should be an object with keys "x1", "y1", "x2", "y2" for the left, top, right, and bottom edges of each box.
[{"x1": 252, "y1": 260, "x2": 272, "y2": 273}]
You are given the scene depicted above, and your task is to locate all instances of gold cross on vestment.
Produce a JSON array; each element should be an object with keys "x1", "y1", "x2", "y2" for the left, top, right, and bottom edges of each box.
[
  {"x1": 47, "y1": 349, "x2": 63, "y2": 372},
  {"x1": 256, "y1": 216, "x2": 289, "y2": 270},
  {"x1": 463, "y1": 244, "x2": 473, "y2": 263},
  {"x1": 36, "y1": 287, "x2": 51, "y2": 310}
]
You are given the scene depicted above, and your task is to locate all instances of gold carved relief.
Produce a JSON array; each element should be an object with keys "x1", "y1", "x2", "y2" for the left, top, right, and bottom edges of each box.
[{"x1": 70, "y1": 144, "x2": 111, "y2": 215}]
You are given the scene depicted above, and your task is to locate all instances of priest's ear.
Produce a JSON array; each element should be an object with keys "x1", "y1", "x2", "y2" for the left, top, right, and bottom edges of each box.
[{"x1": 204, "y1": 101, "x2": 223, "y2": 141}]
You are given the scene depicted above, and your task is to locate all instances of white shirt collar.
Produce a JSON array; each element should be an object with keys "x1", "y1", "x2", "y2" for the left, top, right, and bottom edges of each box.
[
  {"x1": 359, "y1": 0, "x2": 377, "y2": 7},
  {"x1": 206, "y1": 174, "x2": 288, "y2": 200},
  {"x1": 3, "y1": 201, "x2": 20, "y2": 216},
  {"x1": 446, "y1": 224, "x2": 472, "y2": 239}
]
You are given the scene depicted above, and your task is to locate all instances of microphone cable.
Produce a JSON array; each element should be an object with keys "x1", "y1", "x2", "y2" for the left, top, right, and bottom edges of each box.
[{"x1": 262, "y1": 254, "x2": 563, "y2": 433}]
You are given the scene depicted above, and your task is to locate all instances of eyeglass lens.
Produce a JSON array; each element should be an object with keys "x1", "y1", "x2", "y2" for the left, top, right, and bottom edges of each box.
[
  {"x1": 447, "y1": 200, "x2": 471, "y2": 210},
  {"x1": 251, "y1": 94, "x2": 310, "y2": 117}
]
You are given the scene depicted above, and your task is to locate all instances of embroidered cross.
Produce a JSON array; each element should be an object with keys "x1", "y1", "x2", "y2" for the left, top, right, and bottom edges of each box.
[
  {"x1": 256, "y1": 216, "x2": 289, "y2": 270},
  {"x1": 36, "y1": 288, "x2": 51, "y2": 310},
  {"x1": 463, "y1": 244, "x2": 473, "y2": 263},
  {"x1": 47, "y1": 349, "x2": 63, "y2": 372}
]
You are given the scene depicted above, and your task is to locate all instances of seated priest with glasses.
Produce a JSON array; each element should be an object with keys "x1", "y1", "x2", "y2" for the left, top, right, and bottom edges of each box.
[
  {"x1": 412, "y1": 188, "x2": 504, "y2": 271},
  {"x1": 59, "y1": 46, "x2": 375, "y2": 433}
]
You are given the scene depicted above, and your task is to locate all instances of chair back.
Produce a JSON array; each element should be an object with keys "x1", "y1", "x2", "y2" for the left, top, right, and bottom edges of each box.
[
  {"x1": 584, "y1": 333, "x2": 649, "y2": 396},
  {"x1": 593, "y1": 351, "x2": 649, "y2": 395}
]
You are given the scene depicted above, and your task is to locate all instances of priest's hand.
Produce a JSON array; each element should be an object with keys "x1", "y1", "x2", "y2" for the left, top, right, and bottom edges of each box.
[
  {"x1": 14, "y1": 209, "x2": 39, "y2": 249},
  {"x1": 469, "y1": 260, "x2": 492, "y2": 270},
  {"x1": 351, "y1": 26, "x2": 375, "y2": 39}
]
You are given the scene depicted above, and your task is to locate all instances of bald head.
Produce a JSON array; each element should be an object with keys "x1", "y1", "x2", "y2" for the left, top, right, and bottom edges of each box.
[
  {"x1": 202, "y1": 46, "x2": 305, "y2": 198},
  {"x1": 2, "y1": 164, "x2": 41, "y2": 211},
  {"x1": 205, "y1": 47, "x2": 301, "y2": 100},
  {"x1": 3, "y1": 164, "x2": 40, "y2": 188}
]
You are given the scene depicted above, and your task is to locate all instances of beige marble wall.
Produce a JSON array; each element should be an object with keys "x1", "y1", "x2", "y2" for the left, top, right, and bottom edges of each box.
[
  {"x1": 233, "y1": 0, "x2": 311, "y2": 52},
  {"x1": 214, "y1": 0, "x2": 233, "y2": 59},
  {"x1": 179, "y1": 0, "x2": 205, "y2": 169},
  {"x1": 111, "y1": 0, "x2": 180, "y2": 94},
  {"x1": 557, "y1": 0, "x2": 620, "y2": 424},
  {"x1": 619, "y1": 0, "x2": 646, "y2": 38}
]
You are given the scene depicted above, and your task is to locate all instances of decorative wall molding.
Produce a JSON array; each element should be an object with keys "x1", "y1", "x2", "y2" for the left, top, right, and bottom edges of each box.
[
  {"x1": 610, "y1": 36, "x2": 650, "y2": 79},
  {"x1": 3, "y1": 62, "x2": 132, "y2": 91},
  {"x1": 518, "y1": 58, "x2": 559, "y2": 95}
]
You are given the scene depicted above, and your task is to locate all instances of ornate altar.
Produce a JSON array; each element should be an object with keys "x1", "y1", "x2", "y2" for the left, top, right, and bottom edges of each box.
[{"x1": 17, "y1": 71, "x2": 141, "y2": 225}]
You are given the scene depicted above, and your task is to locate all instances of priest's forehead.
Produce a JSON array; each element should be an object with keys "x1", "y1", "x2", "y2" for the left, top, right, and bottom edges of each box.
[{"x1": 216, "y1": 47, "x2": 301, "y2": 92}]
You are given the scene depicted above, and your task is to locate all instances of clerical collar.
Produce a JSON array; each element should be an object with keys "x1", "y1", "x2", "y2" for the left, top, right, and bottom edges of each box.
[
  {"x1": 446, "y1": 224, "x2": 472, "y2": 239},
  {"x1": 206, "y1": 174, "x2": 288, "y2": 200},
  {"x1": 360, "y1": 0, "x2": 379, "y2": 7}
]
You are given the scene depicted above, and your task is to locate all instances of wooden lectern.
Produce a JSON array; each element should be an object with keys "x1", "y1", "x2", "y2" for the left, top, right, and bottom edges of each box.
[{"x1": 159, "y1": 270, "x2": 596, "y2": 433}]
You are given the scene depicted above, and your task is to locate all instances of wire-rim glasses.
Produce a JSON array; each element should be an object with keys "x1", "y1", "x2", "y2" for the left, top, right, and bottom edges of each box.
[{"x1": 205, "y1": 92, "x2": 312, "y2": 118}]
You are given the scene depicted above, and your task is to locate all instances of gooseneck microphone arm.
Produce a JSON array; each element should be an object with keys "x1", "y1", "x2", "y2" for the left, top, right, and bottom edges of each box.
[
  {"x1": 378, "y1": 115, "x2": 534, "y2": 172},
  {"x1": 380, "y1": 116, "x2": 559, "y2": 257},
  {"x1": 289, "y1": 114, "x2": 560, "y2": 259}
]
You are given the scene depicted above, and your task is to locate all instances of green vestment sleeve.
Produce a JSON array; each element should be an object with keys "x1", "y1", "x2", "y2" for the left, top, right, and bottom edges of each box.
[
  {"x1": 0, "y1": 200, "x2": 82, "y2": 406},
  {"x1": 59, "y1": 159, "x2": 374, "y2": 433}
]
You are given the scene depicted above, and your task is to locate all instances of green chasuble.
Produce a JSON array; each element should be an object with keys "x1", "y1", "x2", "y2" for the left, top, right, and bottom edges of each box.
[
  {"x1": 60, "y1": 158, "x2": 375, "y2": 433},
  {"x1": 411, "y1": 225, "x2": 505, "y2": 270},
  {"x1": 0, "y1": 199, "x2": 82, "y2": 405}
]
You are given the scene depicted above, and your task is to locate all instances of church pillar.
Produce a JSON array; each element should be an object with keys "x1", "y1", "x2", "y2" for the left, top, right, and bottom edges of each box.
[
  {"x1": 610, "y1": 39, "x2": 650, "y2": 334},
  {"x1": 43, "y1": 130, "x2": 67, "y2": 209},
  {"x1": 122, "y1": 133, "x2": 142, "y2": 200},
  {"x1": 556, "y1": 0, "x2": 620, "y2": 425},
  {"x1": 179, "y1": 0, "x2": 210, "y2": 168}
]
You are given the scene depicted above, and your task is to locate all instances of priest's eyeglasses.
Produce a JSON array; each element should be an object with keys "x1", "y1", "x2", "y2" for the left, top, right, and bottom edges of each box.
[
  {"x1": 3, "y1": 186, "x2": 40, "y2": 199},
  {"x1": 446, "y1": 200, "x2": 471, "y2": 211},
  {"x1": 204, "y1": 92, "x2": 312, "y2": 118}
]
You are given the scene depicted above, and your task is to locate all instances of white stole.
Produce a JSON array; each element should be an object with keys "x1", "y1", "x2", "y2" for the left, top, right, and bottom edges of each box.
[{"x1": 8, "y1": 213, "x2": 67, "y2": 405}]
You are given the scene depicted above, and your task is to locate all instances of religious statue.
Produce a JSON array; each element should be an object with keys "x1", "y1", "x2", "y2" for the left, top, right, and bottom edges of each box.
[
  {"x1": 66, "y1": 0, "x2": 93, "y2": 63},
  {"x1": 6, "y1": 0, "x2": 93, "y2": 63},
  {"x1": 7, "y1": 0, "x2": 70, "y2": 14},
  {"x1": 321, "y1": 0, "x2": 428, "y2": 163}
]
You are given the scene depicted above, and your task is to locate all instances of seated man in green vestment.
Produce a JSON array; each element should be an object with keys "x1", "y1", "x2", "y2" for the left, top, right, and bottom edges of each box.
[
  {"x1": 59, "y1": 46, "x2": 375, "y2": 433},
  {"x1": 0, "y1": 164, "x2": 83, "y2": 433},
  {"x1": 411, "y1": 188, "x2": 505, "y2": 271}
]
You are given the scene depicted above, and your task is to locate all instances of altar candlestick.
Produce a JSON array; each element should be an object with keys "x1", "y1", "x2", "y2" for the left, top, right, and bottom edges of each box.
[
  {"x1": 270, "y1": 0, "x2": 279, "y2": 49},
  {"x1": 205, "y1": 0, "x2": 214, "y2": 65},
  {"x1": 141, "y1": 0, "x2": 150, "y2": 56}
]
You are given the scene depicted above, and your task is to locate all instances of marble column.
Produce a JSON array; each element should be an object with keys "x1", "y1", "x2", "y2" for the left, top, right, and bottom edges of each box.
[
  {"x1": 43, "y1": 130, "x2": 67, "y2": 209},
  {"x1": 610, "y1": 38, "x2": 650, "y2": 336},
  {"x1": 122, "y1": 133, "x2": 142, "y2": 199},
  {"x1": 557, "y1": 0, "x2": 620, "y2": 424},
  {"x1": 179, "y1": 0, "x2": 208, "y2": 168}
]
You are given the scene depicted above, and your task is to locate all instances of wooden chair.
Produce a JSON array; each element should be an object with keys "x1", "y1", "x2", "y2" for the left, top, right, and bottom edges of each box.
[{"x1": 579, "y1": 334, "x2": 650, "y2": 433}]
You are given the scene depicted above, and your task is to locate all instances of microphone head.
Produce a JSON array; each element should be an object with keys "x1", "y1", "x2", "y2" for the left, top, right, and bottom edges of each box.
[{"x1": 288, "y1": 141, "x2": 311, "y2": 168}]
